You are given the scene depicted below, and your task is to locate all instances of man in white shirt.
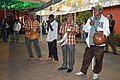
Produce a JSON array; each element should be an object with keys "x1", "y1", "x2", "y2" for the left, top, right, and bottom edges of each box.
[
  {"x1": 13, "y1": 20, "x2": 21, "y2": 43},
  {"x1": 75, "y1": 5, "x2": 110, "y2": 80},
  {"x1": 46, "y1": 14, "x2": 59, "y2": 62}
]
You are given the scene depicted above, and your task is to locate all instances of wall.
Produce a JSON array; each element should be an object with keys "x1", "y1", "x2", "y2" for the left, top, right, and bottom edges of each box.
[
  {"x1": 103, "y1": 5, "x2": 120, "y2": 34},
  {"x1": 0, "y1": 10, "x2": 4, "y2": 21}
]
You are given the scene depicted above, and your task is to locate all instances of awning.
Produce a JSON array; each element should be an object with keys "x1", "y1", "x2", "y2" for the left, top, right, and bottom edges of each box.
[{"x1": 0, "y1": 0, "x2": 50, "y2": 10}]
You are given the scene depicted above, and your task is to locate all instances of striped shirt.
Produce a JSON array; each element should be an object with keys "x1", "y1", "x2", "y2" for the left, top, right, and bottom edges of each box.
[
  {"x1": 59, "y1": 22, "x2": 79, "y2": 45},
  {"x1": 23, "y1": 19, "x2": 40, "y2": 38}
]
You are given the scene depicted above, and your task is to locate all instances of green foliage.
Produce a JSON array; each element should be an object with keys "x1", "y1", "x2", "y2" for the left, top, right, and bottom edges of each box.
[
  {"x1": 114, "y1": 34, "x2": 120, "y2": 47},
  {"x1": 56, "y1": 15, "x2": 67, "y2": 27},
  {"x1": 56, "y1": 11, "x2": 92, "y2": 27},
  {"x1": 76, "y1": 11, "x2": 92, "y2": 26}
]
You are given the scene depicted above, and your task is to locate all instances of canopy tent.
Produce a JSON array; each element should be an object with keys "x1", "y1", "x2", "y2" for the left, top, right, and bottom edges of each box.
[
  {"x1": 0, "y1": 0, "x2": 50, "y2": 10},
  {"x1": 36, "y1": 0, "x2": 120, "y2": 16}
]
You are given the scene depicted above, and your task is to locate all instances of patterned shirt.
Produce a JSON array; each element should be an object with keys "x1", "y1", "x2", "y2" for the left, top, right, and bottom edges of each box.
[
  {"x1": 23, "y1": 19, "x2": 40, "y2": 38},
  {"x1": 59, "y1": 22, "x2": 79, "y2": 45}
]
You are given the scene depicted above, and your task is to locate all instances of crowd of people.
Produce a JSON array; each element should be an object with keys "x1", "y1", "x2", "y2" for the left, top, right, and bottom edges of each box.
[
  {"x1": 0, "y1": 5, "x2": 118, "y2": 80},
  {"x1": 0, "y1": 16, "x2": 21, "y2": 43}
]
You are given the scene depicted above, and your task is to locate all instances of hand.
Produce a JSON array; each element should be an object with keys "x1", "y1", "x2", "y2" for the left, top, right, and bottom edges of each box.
[
  {"x1": 90, "y1": 20, "x2": 94, "y2": 26},
  {"x1": 67, "y1": 30, "x2": 71, "y2": 34},
  {"x1": 71, "y1": 28, "x2": 77, "y2": 35},
  {"x1": 51, "y1": 28, "x2": 54, "y2": 31}
]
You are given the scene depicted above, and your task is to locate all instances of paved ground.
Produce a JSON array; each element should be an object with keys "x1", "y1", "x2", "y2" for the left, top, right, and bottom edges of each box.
[{"x1": 0, "y1": 35, "x2": 120, "y2": 80}]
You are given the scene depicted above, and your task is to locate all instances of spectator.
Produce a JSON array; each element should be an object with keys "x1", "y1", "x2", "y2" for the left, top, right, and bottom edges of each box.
[
  {"x1": 105, "y1": 14, "x2": 117, "y2": 54},
  {"x1": 13, "y1": 19, "x2": 21, "y2": 43},
  {"x1": 1, "y1": 19, "x2": 9, "y2": 43},
  {"x1": 80, "y1": 21, "x2": 87, "y2": 42}
]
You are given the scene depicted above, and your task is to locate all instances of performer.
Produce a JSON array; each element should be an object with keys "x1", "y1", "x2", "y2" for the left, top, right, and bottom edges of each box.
[
  {"x1": 46, "y1": 14, "x2": 59, "y2": 62},
  {"x1": 23, "y1": 13, "x2": 42, "y2": 60},
  {"x1": 58, "y1": 13, "x2": 79, "y2": 73},
  {"x1": 75, "y1": 5, "x2": 110, "y2": 80}
]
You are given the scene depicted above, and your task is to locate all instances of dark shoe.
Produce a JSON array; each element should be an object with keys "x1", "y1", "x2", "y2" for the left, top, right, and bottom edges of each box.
[
  {"x1": 58, "y1": 67, "x2": 67, "y2": 70},
  {"x1": 67, "y1": 68, "x2": 73, "y2": 73},
  {"x1": 113, "y1": 52, "x2": 117, "y2": 54},
  {"x1": 104, "y1": 51, "x2": 108, "y2": 53}
]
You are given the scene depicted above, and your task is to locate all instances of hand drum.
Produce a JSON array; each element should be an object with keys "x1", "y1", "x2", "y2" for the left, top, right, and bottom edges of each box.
[
  {"x1": 93, "y1": 31, "x2": 107, "y2": 45},
  {"x1": 28, "y1": 30, "x2": 39, "y2": 40}
]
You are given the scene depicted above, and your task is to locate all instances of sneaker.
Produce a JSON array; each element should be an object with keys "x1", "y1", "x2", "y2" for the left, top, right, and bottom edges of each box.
[
  {"x1": 93, "y1": 73, "x2": 98, "y2": 80},
  {"x1": 75, "y1": 71, "x2": 84, "y2": 76},
  {"x1": 67, "y1": 68, "x2": 73, "y2": 73},
  {"x1": 58, "y1": 67, "x2": 67, "y2": 70}
]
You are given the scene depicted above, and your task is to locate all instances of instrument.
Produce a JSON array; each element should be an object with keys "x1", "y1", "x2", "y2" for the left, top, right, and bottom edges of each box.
[
  {"x1": 27, "y1": 29, "x2": 39, "y2": 40},
  {"x1": 93, "y1": 31, "x2": 107, "y2": 45}
]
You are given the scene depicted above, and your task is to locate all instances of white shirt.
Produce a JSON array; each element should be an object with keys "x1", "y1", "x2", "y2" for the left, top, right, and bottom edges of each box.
[
  {"x1": 46, "y1": 20, "x2": 58, "y2": 42},
  {"x1": 84, "y1": 14, "x2": 110, "y2": 47},
  {"x1": 13, "y1": 22, "x2": 21, "y2": 31}
]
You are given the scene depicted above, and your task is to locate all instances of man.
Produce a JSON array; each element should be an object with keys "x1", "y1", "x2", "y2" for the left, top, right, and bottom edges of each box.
[
  {"x1": 6, "y1": 14, "x2": 15, "y2": 42},
  {"x1": 58, "y1": 13, "x2": 79, "y2": 73},
  {"x1": 1, "y1": 19, "x2": 9, "y2": 43},
  {"x1": 23, "y1": 13, "x2": 42, "y2": 60},
  {"x1": 105, "y1": 14, "x2": 117, "y2": 54},
  {"x1": 75, "y1": 5, "x2": 110, "y2": 80},
  {"x1": 13, "y1": 19, "x2": 21, "y2": 43},
  {"x1": 46, "y1": 14, "x2": 59, "y2": 62}
]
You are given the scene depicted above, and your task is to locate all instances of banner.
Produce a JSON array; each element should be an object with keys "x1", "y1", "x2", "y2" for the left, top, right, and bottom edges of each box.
[
  {"x1": 78, "y1": 0, "x2": 83, "y2": 6},
  {"x1": 66, "y1": 0, "x2": 72, "y2": 6}
]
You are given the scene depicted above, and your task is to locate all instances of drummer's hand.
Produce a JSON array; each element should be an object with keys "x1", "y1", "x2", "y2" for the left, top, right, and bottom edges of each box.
[{"x1": 90, "y1": 20, "x2": 94, "y2": 26}]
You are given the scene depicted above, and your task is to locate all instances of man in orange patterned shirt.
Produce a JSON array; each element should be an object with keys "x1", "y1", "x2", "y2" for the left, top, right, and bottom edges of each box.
[
  {"x1": 23, "y1": 13, "x2": 42, "y2": 60},
  {"x1": 58, "y1": 13, "x2": 79, "y2": 73}
]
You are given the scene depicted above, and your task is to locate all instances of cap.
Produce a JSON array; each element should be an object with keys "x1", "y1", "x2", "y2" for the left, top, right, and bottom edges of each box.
[{"x1": 92, "y1": 5, "x2": 103, "y2": 10}]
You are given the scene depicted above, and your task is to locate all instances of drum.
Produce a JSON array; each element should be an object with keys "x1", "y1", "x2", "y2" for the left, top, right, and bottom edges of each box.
[
  {"x1": 93, "y1": 31, "x2": 107, "y2": 45},
  {"x1": 27, "y1": 30, "x2": 39, "y2": 40}
]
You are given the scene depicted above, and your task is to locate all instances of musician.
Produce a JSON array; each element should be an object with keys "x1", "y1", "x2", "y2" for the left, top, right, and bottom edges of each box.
[
  {"x1": 46, "y1": 14, "x2": 59, "y2": 62},
  {"x1": 23, "y1": 13, "x2": 42, "y2": 60},
  {"x1": 58, "y1": 13, "x2": 79, "y2": 73},
  {"x1": 75, "y1": 5, "x2": 110, "y2": 80}
]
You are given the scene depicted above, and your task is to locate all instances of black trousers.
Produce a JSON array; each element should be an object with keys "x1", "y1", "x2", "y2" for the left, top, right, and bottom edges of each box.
[
  {"x1": 81, "y1": 46, "x2": 104, "y2": 74},
  {"x1": 47, "y1": 39, "x2": 58, "y2": 61}
]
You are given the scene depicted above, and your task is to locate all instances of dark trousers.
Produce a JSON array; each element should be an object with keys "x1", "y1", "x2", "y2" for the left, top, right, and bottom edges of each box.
[
  {"x1": 81, "y1": 46, "x2": 104, "y2": 74},
  {"x1": 47, "y1": 39, "x2": 58, "y2": 61},
  {"x1": 105, "y1": 33, "x2": 116, "y2": 53},
  {"x1": 25, "y1": 37, "x2": 41, "y2": 58},
  {"x1": 1, "y1": 30, "x2": 8, "y2": 42}
]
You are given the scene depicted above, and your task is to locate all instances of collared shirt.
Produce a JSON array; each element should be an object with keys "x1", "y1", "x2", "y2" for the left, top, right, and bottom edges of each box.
[
  {"x1": 13, "y1": 22, "x2": 21, "y2": 31},
  {"x1": 23, "y1": 19, "x2": 40, "y2": 38},
  {"x1": 84, "y1": 14, "x2": 110, "y2": 47},
  {"x1": 59, "y1": 22, "x2": 79, "y2": 45},
  {"x1": 46, "y1": 20, "x2": 58, "y2": 42}
]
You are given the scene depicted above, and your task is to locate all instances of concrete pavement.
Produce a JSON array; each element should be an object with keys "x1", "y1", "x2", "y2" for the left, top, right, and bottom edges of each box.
[{"x1": 0, "y1": 35, "x2": 120, "y2": 80}]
